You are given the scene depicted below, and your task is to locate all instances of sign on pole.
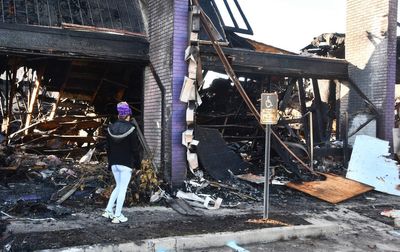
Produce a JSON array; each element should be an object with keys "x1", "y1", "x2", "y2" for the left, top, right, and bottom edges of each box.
[
  {"x1": 260, "y1": 93, "x2": 279, "y2": 125},
  {"x1": 260, "y1": 93, "x2": 278, "y2": 219}
]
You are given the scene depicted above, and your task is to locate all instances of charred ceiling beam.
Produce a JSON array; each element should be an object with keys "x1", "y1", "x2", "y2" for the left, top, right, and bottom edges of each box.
[
  {"x1": 0, "y1": 23, "x2": 149, "y2": 62},
  {"x1": 200, "y1": 45, "x2": 348, "y2": 79}
]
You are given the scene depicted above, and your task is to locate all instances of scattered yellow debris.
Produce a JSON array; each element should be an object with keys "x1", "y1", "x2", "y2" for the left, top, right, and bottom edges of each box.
[{"x1": 246, "y1": 218, "x2": 290, "y2": 226}]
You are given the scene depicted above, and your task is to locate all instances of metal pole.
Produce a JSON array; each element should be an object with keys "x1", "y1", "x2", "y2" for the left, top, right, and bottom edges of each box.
[
  {"x1": 309, "y1": 112, "x2": 314, "y2": 170},
  {"x1": 343, "y1": 112, "x2": 349, "y2": 168},
  {"x1": 263, "y1": 124, "x2": 271, "y2": 219}
]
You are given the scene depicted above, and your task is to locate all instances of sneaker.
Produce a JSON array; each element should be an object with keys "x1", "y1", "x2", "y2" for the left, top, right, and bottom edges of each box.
[
  {"x1": 111, "y1": 214, "x2": 128, "y2": 223},
  {"x1": 101, "y1": 210, "x2": 114, "y2": 219}
]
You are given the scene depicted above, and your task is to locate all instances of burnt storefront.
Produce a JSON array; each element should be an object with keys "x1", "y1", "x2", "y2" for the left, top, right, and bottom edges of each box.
[{"x1": 0, "y1": 0, "x2": 149, "y2": 152}]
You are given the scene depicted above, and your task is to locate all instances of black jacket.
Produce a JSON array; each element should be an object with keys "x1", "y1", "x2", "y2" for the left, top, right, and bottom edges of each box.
[{"x1": 106, "y1": 119, "x2": 140, "y2": 169}]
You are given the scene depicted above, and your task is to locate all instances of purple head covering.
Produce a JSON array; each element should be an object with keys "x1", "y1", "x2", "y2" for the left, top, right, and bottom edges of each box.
[{"x1": 117, "y1": 102, "x2": 132, "y2": 116}]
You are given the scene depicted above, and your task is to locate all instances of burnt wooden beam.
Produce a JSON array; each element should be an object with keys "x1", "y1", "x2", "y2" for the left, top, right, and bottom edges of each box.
[
  {"x1": 25, "y1": 65, "x2": 47, "y2": 134},
  {"x1": 200, "y1": 45, "x2": 348, "y2": 79},
  {"x1": 5, "y1": 66, "x2": 18, "y2": 137},
  {"x1": 102, "y1": 78, "x2": 129, "y2": 88},
  {"x1": 90, "y1": 68, "x2": 109, "y2": 105},
  {"x1": 49, "y1": 62, "x2": 72, "y2": 119},
  {"x1": 279, "y1": 78, "x2": 296, "y2": 111},
  {"x1": 297, "y1": 79, "x2": 310, "y2": 147},
  {"x1": 0, "y1": 23, "x2": 149, "y2": 62},
  {"x1": 311, "y1": 79, "x2": 325, "y2": 142},
  {"x1": 327, "y1": 80, "x2": 337, "y2": 139}
]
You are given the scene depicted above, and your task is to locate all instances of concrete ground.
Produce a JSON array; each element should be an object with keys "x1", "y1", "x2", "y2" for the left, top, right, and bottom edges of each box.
[
  {"x1": 201, "y1": 206, "x2": 400, "y2": 252},
  {"x1": 2, "y1": 188, "x2": 400, "y2": 251}
]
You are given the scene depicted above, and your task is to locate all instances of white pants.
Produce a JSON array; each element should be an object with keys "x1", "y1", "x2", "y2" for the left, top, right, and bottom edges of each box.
[{"x1": 105, "y1": 165, "x2": 132, "y2": 217}]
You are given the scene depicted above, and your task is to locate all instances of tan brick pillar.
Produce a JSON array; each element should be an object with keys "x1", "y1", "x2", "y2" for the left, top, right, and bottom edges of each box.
[{"x1": 345, "y1": 0, "x2": 397, "y2": 143}]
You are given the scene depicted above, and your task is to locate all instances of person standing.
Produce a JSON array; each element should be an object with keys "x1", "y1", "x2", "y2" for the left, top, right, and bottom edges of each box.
[{"x1": 102, "y1": 102, "x2": 140, "y2": 223}]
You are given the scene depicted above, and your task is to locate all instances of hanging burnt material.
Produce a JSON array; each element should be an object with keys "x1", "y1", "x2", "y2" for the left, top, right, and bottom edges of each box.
[{"x1": 195, "y1": 126, "x2": 249, "y2": 181}]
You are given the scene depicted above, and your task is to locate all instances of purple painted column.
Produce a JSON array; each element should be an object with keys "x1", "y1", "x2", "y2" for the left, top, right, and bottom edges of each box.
[{"x1": 170, "y1": 0, "x2": 188, "y2": 187}]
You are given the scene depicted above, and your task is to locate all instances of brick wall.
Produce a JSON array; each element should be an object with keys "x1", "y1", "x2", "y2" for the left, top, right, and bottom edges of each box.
[
  {"x1": 345, "y1": 0, "x2": 397, "y2": 143},
  {"x1": 143, "y1": 0, "x2": 174, "y2": 180},
  {"x1": 143, "y1": 0, "x2": 188, "y2": 187}
]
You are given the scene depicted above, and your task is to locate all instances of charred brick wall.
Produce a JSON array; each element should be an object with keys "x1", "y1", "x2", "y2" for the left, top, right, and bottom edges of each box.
[
  {"x1": 345, "y1": 0, "x2": 397, "y2": 143},
  {"x1": 143, "y1": 0, "x2": 188, "y2": 187},
  {"x1": 143, "y1": 0, "x2": 173, "y2": 181}
]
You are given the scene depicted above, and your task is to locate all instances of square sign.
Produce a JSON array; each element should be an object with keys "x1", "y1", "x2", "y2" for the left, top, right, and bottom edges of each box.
[{"x1": 260, "y1": 93, "x2": 279, "y2": 125}]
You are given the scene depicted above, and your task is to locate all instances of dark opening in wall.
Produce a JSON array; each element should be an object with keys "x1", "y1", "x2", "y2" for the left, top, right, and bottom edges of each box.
[{"x1": 0, "y1": 54, "x2": 146, "y2": 155}]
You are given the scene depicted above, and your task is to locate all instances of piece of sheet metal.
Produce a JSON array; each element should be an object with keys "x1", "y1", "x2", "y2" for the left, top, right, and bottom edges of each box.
[
  {"x1": 287, "y1": 173, "x2": 373, "y2": 204},
  {"x1": 346, "y1": 135, "x2": 400, "y2": 196}
]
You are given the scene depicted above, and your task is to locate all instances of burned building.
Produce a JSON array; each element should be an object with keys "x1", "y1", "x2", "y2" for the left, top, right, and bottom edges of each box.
[{"x1": 0, "y1": 0, "x2": 397, "y2": 190}]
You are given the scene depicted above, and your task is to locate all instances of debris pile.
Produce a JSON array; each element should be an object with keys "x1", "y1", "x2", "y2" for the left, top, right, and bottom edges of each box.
[
  {"x1": 0, "y1": 144, "x2": 162, "y2": 218},
  {"x1": 301, "y1": 33, "x2": 345, "y2": 58}
]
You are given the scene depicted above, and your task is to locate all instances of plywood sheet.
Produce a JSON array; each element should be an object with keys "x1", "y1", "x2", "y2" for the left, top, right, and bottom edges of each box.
[{"x1": 287, "y1": 173, "x2": 373, "y2": 204}]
